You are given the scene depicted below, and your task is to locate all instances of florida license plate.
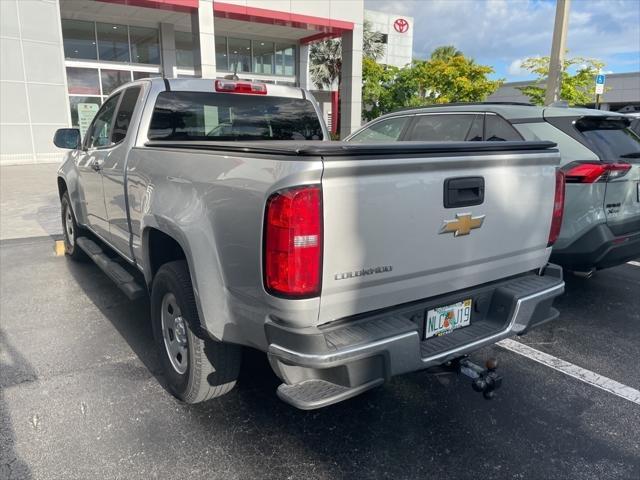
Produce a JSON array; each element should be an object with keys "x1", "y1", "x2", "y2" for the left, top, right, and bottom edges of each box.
[{"x1": 425, "y1": 299, "x2": 472, "y2": 339}]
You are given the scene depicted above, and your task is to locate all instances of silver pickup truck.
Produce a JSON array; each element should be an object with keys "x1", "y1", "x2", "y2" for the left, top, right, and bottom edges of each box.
[{"x1": 54, "y1": 78, "x2": 565, "y2": 409}]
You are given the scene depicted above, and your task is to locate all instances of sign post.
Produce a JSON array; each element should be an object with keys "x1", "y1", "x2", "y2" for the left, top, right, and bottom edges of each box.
[{"x1": 595, "y1": 74, "x2": 605, "y2": 110}]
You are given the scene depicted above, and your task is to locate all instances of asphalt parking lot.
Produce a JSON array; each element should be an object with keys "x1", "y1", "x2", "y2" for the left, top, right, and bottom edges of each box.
[
  {"x1": 0, "y1": 235, "x2": 639, "y2": 480},
  {"x1": 1, "y1": 166, "x2": 639, "y2": 480}
]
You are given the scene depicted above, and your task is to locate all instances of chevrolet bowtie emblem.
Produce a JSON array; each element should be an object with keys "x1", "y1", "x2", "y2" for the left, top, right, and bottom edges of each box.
[{"x1": 439, "y1": 213, "x2": 485, "y2": 237}]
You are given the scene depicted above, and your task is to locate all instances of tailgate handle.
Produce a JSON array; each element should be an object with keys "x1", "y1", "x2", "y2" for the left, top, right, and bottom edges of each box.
[{"x1": 444, "y1": 177, "x2": 485, "y2": 208}]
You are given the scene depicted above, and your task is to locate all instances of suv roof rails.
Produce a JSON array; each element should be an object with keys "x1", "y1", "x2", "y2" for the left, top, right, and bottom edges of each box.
[{"x1": 390, "y1": 101, "x2": 535, "y2": 114}]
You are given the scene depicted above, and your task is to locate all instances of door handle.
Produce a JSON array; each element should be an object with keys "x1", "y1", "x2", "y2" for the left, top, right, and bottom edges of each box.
[
  {"x1": 444, "y1": 176, "x2": 485, "y2": 208},
  {"x1": 91, "y1": 160, "x2": 102, "y2": 172}
]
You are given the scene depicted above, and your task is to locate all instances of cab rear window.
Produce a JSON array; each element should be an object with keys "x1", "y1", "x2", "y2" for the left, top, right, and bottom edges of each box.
[
  {"x1": 575, "y1": 117, "x2": 640, "y2": 163},
  {"x1": 148, "y1": 91, "x2": 324, "y2": 141}
]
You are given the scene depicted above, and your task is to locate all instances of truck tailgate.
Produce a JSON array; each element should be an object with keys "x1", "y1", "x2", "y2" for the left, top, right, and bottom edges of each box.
[{"x1": 318, "y1": 145, "x2": 560, "y2": 324}]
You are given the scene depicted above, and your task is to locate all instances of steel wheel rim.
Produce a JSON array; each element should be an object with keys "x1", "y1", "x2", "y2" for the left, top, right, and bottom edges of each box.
[
  {"x1": 160, "y1": 292, "x2": 188, "y2": 375},
  {"x1": 64, "y1": 205, "x2": 75, "y2": 247}
]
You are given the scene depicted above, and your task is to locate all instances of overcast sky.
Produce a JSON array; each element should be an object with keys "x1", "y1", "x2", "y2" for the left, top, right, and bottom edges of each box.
[{"x1": 364, "y1": 0, "x2": 640, "y2": 81}]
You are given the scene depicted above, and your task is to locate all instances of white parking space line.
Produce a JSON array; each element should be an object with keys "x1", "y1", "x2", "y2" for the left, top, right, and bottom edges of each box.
[
  {"x1": 627, "y1": 261, "x2": 640, "y2": 267},
  {"x1": 497, "y1": 339, "x2": 640, "y2": 406}
]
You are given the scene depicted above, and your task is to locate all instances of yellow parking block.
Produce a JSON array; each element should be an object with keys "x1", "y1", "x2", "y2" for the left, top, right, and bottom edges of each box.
[{"x1": 54, "y1": 240, "x2": 66, "y2": 256}]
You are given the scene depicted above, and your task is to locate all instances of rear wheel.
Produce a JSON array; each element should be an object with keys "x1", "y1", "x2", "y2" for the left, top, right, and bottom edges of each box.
[
  {"x1": 60, "y1": 192, "x2": 87, "y2": 261},
  {"x1": 151, "y1": 260, "x2": 242, "y2": 403}
]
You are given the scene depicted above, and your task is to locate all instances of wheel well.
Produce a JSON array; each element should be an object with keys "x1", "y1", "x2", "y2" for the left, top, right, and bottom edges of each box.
[
  {"x1": 147, "y1": 229, "x2": 187, "y2": 278},
  {"x1": 57, "y1": 177, "x2": 67, "y2": 199}
]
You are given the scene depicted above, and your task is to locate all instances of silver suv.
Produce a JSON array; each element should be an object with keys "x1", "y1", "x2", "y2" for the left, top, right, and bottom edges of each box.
[{"x1": 347, "y1": 103, "x2": 640, "y2": 273}]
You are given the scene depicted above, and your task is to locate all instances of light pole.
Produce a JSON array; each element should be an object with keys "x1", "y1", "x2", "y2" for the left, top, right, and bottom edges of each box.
[{"x1": 545, "y1": 0, "x2": 571, "y2": 105}]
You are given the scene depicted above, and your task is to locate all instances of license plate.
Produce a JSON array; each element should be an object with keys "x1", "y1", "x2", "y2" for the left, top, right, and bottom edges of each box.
[{"x1": 425, "y1": 299, "x2": 472, "y2": 339}]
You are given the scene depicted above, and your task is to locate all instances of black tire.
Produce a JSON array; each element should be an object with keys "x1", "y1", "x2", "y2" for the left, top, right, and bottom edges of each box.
[
  {"x1": 60, "y1": 192, "x2": 88, "y2": 261},
  {"x1": 151, "y1": 260, "x2": 242, "y2": 403}
]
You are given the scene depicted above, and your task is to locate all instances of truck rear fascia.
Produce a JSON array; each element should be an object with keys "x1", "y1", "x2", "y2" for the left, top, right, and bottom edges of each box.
[{"x1": 266, "y1": 264, "x2": 564, "y2": 410}]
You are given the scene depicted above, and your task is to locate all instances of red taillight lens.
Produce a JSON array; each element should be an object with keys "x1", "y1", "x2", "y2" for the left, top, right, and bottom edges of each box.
[
  {"x1": 214, "y1": 79, "x2": 267, "y2": 95},
  {"x1": 564, "y1": 162, "x2": 631, "y2": 183},
  {"x1": 264, "y1": 186, "x2": 322, "y2": 298},
  {"x1": 548, "y1": 169, "x2": 565, "y2": 247}
]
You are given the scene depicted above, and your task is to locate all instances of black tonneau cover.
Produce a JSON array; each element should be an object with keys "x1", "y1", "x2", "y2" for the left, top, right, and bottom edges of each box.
[{"x1": 144, "y1": 140, "x2": 557, "y2": 157}]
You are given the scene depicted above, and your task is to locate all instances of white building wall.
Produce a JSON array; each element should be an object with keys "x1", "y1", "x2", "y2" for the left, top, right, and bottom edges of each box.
[
  {"x1": 364, "y1": 10, "x2": 413, "y2": 68},
  {"x1": 0, "y1": 0, "x2": 70, "y2": 165}
]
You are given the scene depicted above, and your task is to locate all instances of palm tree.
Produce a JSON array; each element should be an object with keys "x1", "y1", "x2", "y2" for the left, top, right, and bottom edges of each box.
[
  {"x1": 309, "y1": 20, "x2": 384, "y2": 90},
  {"x1": 363, "y1": 20, "x2": 385, "y2": 62},
  {"x1": 309, "y1": 20, "x2": 385, "y2": 133},
  {"x1": 430, "y1": 45, "x2": 463, "y2": 61},
  {"x1": 309, "y1": 39, "x2": 342, "y2": 91}
]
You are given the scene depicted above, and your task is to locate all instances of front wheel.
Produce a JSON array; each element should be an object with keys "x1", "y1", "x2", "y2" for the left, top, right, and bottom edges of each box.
[
  {"x1": 151, "y1": 260, "x2": 242, "y2": 403},
  {"x1": 60, "y1": 192, "x2": 87, "y2": 261}
]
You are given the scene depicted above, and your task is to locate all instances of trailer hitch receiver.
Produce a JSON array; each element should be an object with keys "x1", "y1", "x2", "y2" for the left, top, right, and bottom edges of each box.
[{"x1": 458, "y1": 357, "x2": 502, "y2": 399}]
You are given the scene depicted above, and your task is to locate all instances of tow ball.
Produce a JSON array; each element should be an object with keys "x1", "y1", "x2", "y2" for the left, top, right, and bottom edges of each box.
[{"x1": 457, "y1": 357, "x2": 502, "y2": 399}]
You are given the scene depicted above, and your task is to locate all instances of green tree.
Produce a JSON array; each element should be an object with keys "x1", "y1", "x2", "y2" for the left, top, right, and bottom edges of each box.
[
  {"x1": 516, "y1": 55, "x2": 605, "y2": 106},
  {"x1": 362, "y1": 48, "x2": 502, "y2": 118},
  {"x1": 362, "y1": 57, "x2": 399, "y2": 121},
  {"x1": 416, "y1": 55, "x2": 502, "y2": 103}
]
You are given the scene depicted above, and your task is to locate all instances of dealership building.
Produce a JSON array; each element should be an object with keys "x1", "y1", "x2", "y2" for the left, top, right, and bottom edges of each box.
[{"x1": 0, "y1": 0, "x2": 413, "y2": 165}]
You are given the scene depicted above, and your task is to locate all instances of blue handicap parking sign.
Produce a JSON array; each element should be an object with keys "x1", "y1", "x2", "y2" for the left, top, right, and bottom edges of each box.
[{"x1": 596, "y1": 74, "x2": 605, "y2": 85}]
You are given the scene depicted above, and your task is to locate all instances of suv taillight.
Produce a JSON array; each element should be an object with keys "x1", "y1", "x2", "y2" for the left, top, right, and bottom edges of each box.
[
  {"x1": 548, "y1": 169, "x2": 565, "y2": 247},
  {"x1": 264, "y1": 185, "x2": 322, "y2": 298},
  {"x1": 563, "y1": 162, "x2": 631, "y2": 183}
]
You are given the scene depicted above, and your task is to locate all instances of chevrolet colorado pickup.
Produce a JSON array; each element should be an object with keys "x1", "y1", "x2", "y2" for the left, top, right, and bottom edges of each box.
[{"x1": 54, "y1": 78, "x2": 565, "y2": 409}]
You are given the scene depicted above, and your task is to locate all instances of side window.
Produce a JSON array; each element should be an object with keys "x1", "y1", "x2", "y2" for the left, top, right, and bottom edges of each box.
[
  {"x1": 465, "y1": 114, "x2": 484, "y2": 141},
  {"x1": 85, "y1": 93, "x2": 121, "y2": 149},
  {"x1": 111, "y1": 87, "x2": 141, "y2": 143},
  {"x1": 406, "y1": 114, "x2": 476, "y2": 141},
  {"x1": 348, "y1": 116, "x2": 410, "y2": 143},
  {"x1": 484, "y1": 114, "x2": 522, "y2": 141}
]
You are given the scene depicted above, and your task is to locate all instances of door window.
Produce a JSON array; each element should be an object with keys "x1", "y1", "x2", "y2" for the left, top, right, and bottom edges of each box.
[
  {"x1": 406, "y1": 114, "x2": 477, "y2": 141},
  {"x1": 466, "y1": 114, "x2": 484, "y2": 141},
  {"x1": 348, "y1": 116, "x2": 410, "y2": 143},
  {"x1": 85, "y1": 93, "x2": 121, "y2": 149},
  {"x1": 484, "y1": 114, "x2": 523, "y2": 141},
  {"x1": 111, "y1": 87, "x2": 141, "y2": 144}
]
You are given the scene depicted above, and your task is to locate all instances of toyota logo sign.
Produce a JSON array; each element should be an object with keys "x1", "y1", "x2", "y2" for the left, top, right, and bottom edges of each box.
[{"x1": 393, "y1": 18, "x2": 409, "y2": 33}]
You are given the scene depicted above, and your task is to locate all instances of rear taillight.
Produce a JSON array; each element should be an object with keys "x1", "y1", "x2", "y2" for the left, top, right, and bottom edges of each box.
[
  {"x1": 564, "y1": 162, "x2": 631, "y2": 183},
  {"x1": 215, "y1": 79, "x2": 267, "y2": 95},
  {"x1": 264, "y1": 185, "x2": 322, "y2": 298},
  {"x1": 548, "y1": 169, "x2": 565, "y2": 247}
]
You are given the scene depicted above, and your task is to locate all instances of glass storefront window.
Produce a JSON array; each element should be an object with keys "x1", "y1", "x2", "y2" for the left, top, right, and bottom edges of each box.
[
  {"x1": 66, "y1": 67, "x2": 101, "y2": 95},
  {"x1": 133, "y1": 71, "x2": 160, "y2": 80},
  {"x1": 62, "y1": 20, "x2": 97, "y2": 60},
  {"x1": 275, "y1": 44, "x2": 295, "y2": 76},
  {"x1": 101, "y1": 69, "x2": 132, "y2": 95},
  {"x1": 252, "y1": 41, "x2": 274, "y2": 74},
  {"x1": 176, "y1": 31, "x2": 196, "y2": 69},
  {"x1": 228, "y1": 38, "x2": 251, "y2": 73},
  {"x1": 215, "y1": 36, "x2": 228, "y2": 71},
  {"x1": 68, "y1": 96, "x2": 102, "y2": 128},
  {"x1": 129, "y1": 26, "x2": 159, "y2": 64},
  {"x1": 97, "y1": 23, "x2": 130, "y2": 62}
]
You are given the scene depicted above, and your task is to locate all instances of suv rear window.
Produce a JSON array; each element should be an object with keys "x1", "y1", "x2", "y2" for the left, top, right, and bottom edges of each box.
[
  {"x1": 575, "y1": 117, "x2": 640, "y2": 163},
  {"x1": 148, "y1": 91, "x2": 323, "y2": 141}
]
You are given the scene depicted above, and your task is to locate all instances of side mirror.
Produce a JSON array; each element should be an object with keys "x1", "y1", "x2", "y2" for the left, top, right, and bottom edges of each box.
[{"x1": 53, "y1": 128, "x2": 81, "y2": 149}]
